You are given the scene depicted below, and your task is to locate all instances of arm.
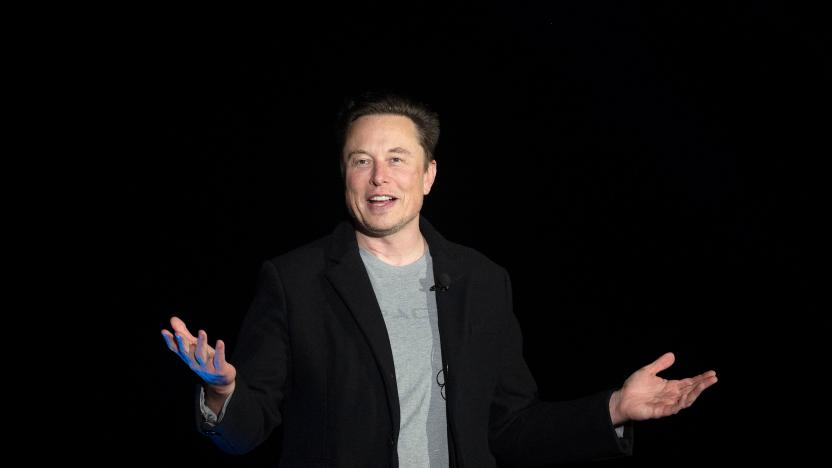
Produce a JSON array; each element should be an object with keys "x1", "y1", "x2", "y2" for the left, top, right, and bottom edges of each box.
[
  {"x1": 488, "y1": 269, "x2": 632, "y2": 467},
  {"x1": 486, "y1": 269, "x2": 718, "y2": 466},
  {"x1": 162, "y1": 260, "x2": 291, "y2": 454}
]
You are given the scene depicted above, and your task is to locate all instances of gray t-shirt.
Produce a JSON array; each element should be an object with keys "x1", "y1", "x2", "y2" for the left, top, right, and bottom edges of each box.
[{"x1": 359, "y1": 245, "x2": 449, "y2": 468}]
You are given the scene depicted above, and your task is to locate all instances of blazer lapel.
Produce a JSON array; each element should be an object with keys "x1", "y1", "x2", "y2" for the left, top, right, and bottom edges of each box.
[
  {"x1": 420, "y1": 217, "x2": 469, "y2": 396},
  {"x1": 324, "y1": 222, "x2": 401, "y2": 436}
]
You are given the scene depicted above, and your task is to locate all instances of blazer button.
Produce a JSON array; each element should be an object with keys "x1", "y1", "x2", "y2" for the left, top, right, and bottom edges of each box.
[{"x1": 389, "y1": 435, "x2": 396, "y2": 446}]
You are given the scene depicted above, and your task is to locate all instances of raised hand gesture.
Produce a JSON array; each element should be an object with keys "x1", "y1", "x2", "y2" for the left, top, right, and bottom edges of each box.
[{"x1": 609, "y1": 352, "x2": 717, "y2": 425}]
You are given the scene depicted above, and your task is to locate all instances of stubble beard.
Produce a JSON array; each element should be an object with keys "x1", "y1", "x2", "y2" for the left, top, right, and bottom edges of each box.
[{"x1": 353, "y1": 211, "x2": 418, "y2": 238}]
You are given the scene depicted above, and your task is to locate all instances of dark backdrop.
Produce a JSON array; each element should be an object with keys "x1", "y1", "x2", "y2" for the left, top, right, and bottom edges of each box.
[{"x1": 86, "y1": 3, "x2": 827, "y2": 465}]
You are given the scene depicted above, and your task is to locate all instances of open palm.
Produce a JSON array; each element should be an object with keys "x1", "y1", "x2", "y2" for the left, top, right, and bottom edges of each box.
[
  {"x1": 161, "y1": 316, "x2": 236, "y2": 390},
  {"x1": 613, "y1": 352, "x2": 717, "y2": 422}
]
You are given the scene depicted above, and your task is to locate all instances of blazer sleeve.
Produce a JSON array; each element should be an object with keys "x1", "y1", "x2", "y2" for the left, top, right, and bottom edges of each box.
[
  {"x1": 195, "y1": 260, "x2": 291, "y2": 454},
  {"x1": 487, "y1": 268, "x2": 633, "y2": 466}
]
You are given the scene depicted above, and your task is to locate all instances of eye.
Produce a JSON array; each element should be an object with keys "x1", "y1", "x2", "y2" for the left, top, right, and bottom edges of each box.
[
  {"x1": 353, "y1": 158, "x2": 370, "y2": 166},
  {"x1": 391, "y1": 157, "x2": 403, "y2": 164}
]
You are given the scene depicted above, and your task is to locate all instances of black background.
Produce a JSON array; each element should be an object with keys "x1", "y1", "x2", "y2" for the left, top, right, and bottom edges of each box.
[{"x1": 80, "y1": 2, "x2": 827, "y2": 466}]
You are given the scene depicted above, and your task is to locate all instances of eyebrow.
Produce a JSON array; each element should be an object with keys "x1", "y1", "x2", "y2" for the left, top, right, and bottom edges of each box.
[
  {"x1": 346, "y1": 147, "x2": 411, "y2": 159},
  {"x1": 346, "y1": 150, "x2": 371, "y2": 159}
]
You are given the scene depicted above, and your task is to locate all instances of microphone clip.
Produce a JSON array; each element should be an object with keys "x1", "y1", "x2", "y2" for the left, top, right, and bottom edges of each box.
[{"x1": 430, "y1": 273, "x2": 452, "y2": 292}]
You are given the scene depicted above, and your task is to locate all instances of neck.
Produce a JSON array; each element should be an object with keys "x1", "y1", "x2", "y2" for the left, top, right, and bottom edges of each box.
[{"x1": 355, "y1": 220, "x2": 426, "y2": 266}]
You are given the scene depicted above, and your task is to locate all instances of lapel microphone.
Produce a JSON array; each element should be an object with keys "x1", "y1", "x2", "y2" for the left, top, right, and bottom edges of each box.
[{"x1": 430, "y1": 273, "x2": 452, "y2": 292}]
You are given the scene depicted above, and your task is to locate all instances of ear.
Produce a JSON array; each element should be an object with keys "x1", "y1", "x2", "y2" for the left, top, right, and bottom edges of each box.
[{"x1": 423, "y1": 160, "x2": 437, "y2": 195}]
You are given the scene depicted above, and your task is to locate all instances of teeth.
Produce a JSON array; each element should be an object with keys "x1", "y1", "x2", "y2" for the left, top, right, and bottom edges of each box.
[{"x1": 370, "y1": 196, "x2": 393, "y2": 201}]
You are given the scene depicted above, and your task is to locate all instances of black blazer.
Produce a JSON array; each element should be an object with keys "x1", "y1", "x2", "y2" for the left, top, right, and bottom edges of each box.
[{"x1": 197, "y1": 216, "x2": 632, "y2": 467}]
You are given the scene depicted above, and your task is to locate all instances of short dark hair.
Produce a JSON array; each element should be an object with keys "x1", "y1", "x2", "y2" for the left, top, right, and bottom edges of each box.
[{"x1": 336, "y1": 92, "x2": 440, "y2": 173}]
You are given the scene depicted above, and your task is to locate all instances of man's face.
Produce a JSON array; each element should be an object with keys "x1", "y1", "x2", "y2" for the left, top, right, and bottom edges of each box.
[{"x1": 343, "y1": 114, "x2": 437, "y2": 237}]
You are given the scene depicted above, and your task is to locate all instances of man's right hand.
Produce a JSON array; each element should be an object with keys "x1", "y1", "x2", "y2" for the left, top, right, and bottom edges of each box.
[{"x1": 161, "y1": 316, "x2": 237, "y2": 399}]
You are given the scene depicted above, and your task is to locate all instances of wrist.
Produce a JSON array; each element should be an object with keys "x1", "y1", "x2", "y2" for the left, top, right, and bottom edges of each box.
[
  {"x1": 609, "y1": 389, "x2": 626, "y2": 426},
  {"x1": 205, "y1": 380, "x2": 236, "y2": 397}
]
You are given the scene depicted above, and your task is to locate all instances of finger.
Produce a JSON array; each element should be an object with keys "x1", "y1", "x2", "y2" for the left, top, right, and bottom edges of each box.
[
  {"x1": 694, "y1": 373, "x2": 718, "y2": 395},
  {"x1": 682, "y1": 382, "x2": 706, "y2": 407},
  {"x1": 681, "y1": 371, "x2": 716, "y2": 390},
  {"x1": 673, "y1": 370, "x2": 717, "y2": 391},
  {"x1": 698, "y1": 370, "x2": 718, "y2": 381},
  {"x1": 161, "y1": 330, "x2": 178, "y2": 353},
  {"x1": 683, "y1": 374, "x2": 718, "y2": 407},
  {"x1": 205, "y1": 349, "x2": 216, "y2": 372},
  {"x1": 170, "y1": 316, "x2": 197, "y2": 342},
  {"x1": 645, "y1": 352, "x2": 675, "y2": 375},
  {"x1": 175, "y1": 333, "x2": 195, "y2": 365},
  {"x1": 214, "y1": 339, "x2": 227, "y2": 371},
  {"x1": 195, "y1": 330, "x2": 208, "y2": 366},
  {"x1": 672, "y1": 396, "x2": 687, "y2": 415},
  {"x1": 674, "y1": 377, "x2": 696, "y2": 392}
]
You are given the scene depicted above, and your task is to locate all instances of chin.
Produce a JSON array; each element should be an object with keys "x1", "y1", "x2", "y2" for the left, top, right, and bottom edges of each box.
[
  {"x1": 356, "y1": 215, "x2": 414, "y2": 238},
  {"x1": 358, "y1": 222, "x2": 402, "y2": 238}
]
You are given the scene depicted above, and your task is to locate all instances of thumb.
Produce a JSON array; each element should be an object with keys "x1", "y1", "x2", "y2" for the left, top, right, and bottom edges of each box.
[{"x1": 645, "y1": 352, "x2": 675, "y2": 375}]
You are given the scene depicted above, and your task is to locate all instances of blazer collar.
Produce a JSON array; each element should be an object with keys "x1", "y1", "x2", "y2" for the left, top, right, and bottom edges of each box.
[{"x1": 325, "y1": 216, "x2": 458, "y2": 265}]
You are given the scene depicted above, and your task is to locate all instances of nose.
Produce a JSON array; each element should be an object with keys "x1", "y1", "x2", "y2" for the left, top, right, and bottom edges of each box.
[{"x1": 371, "y1": 163, "x2": 389, "y2": 186}]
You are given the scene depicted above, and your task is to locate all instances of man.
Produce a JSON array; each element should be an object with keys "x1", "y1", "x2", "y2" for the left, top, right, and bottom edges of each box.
[{"x1": 161, "y1": 92, "x2": 717, "y2": 467}]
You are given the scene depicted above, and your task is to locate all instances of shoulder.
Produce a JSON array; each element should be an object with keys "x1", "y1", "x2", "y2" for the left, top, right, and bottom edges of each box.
[
  {"x1": 263, "y1": 230, "x2": 333, "y2": 273},
  {"x1": 436, "y1": 236, "x2": 509, "y2": 280}
]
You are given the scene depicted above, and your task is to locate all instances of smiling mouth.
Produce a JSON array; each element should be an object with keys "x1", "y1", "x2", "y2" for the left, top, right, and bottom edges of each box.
[
  {"x1": 367, "y1": 195, "x2": 398, "y2": 205},
  {"x1": 366, "y1": 196, "x2": 398, "y2": 211}
]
